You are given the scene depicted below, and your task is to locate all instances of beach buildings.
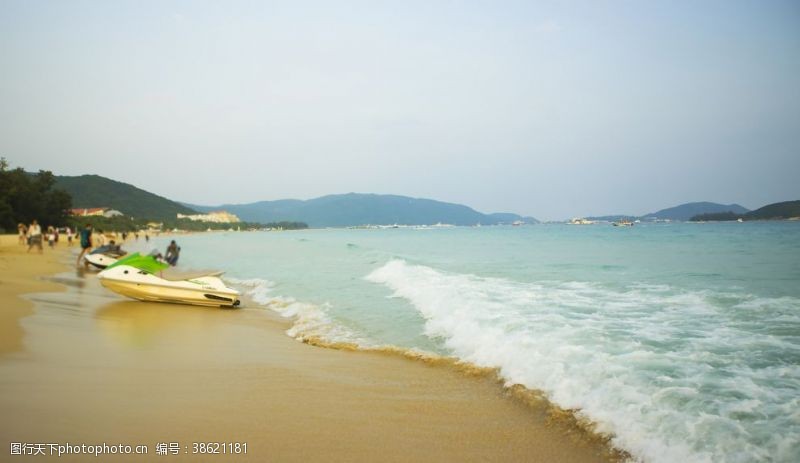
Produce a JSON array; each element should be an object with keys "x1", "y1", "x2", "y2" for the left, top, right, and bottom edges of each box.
[
  {"x1": 177, "y1": 210, "x2": 241, "y2": 223},
  {"x1": 69, "y1": 207, "x2": 125, "y2": 218},
  {"x1": 69, "y1": 207, "x2": 108, "y2": 217}
]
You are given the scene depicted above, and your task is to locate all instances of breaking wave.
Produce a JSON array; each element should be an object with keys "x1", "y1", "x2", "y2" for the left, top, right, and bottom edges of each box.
[
  {"x1": 365, "y1": 259, "x2": 800, "y2": 463},
  {"x1": 226, "y1": 277, "x2": 369, "y2": 346}
]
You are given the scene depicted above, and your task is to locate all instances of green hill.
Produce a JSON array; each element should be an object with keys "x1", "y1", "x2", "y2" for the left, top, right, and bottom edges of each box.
[
  {"x1": 55, "y1": 174, "x2": 197, "y2": 220},
  {"x1": 745, "y1": 200, "x2": 800, "y2": 220},
  {"x1": 185, "y1": 193, "x2": 537, "y2": 227},
  {"x1": 690, "y1": 200, "x2": 800, "y2": 221},
  {"x1": 642, "y1": 202, "x2": 749, "y2": 221},
  {"x1": 587, "y1": 202, "x2": 749, "y2": 222}
]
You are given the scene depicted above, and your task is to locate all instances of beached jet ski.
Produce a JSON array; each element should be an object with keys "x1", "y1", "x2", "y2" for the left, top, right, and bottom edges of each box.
[
  {"x1": 84, "y1": 244, "x2": 127, "y2": 269},
  {"x1": 97, "y1": 253, "x2": 241, "y2": 308}
]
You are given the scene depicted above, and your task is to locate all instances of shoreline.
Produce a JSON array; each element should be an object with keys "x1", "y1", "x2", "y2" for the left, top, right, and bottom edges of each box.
[
  {"x1": 0, "y1": 234, "x2": 622, "y2": 462},
  {"x1": 0, "y1": 235, "x2": 68, "y2": 354}
]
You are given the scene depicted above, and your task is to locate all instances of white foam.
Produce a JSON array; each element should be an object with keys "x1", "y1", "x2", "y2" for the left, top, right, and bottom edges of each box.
[
  {"x1": 366, "y1": 259, "x2": 800, "y2": 463},
  {"x1": 225, "y1": 277, "x2": 275, "y2": 305},
  {"x1": 226, "y1": 277, "x2": 368, "y2": 345}
]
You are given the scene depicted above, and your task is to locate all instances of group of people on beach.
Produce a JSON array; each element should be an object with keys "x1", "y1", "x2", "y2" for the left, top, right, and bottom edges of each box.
[
  {"x1": 20, "y1": 220, "x2": 180, "y2": 268},
  {"x1": 75, "y1": 224, "x2": 130, "y2": 267},
  {"x1": 75, "y1": 224, "x2": 180, "y2": 268},
  {"x1": 19, "y1": 221, "x2": 75, "y2": 253}
]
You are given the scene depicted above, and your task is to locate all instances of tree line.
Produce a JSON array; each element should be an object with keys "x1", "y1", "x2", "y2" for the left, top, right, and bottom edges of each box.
[
  {"x1": 0, "y1": 158, "x2": 71, "y2": 233},
  {"x1": 1, "y1": 158, "x2": 309, "y2": 233}
]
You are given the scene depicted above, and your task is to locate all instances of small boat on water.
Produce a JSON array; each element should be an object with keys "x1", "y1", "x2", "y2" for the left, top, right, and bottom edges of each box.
[
  {"x1": 84, "y1": 244, "x2": 127, "y2": 269},
  {"x1": 97, "y1": 253, "x2": 241, "y2": 308},
  {"x1": 612, "y1": 220, "x2": 634, "y2": 227}
]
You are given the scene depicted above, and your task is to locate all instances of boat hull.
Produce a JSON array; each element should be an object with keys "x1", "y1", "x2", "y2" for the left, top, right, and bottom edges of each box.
[
  {"x1": 84, "y1": 253, "x2": 118, "y2": 269},
  {"x1": 98, "y1": 266, "x2": 241, "y2": 308}
]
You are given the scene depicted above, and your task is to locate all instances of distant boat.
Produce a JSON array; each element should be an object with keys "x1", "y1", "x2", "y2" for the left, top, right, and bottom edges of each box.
[
  {"x1": 569, "y1": 218, "x2": 594, "y2": 225},
  {"x1": 737, "y1": 218, "x2": 744, "y2": 223},
  {"x1": 612, "y1": 220, "x2": 634, "y2": 227},
  {"x1": 512, "y1": 220, "x2": 524, "y2": 226}
]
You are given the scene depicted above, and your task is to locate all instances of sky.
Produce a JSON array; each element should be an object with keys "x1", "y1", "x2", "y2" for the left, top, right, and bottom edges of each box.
[{"x1": 1, "y1": 1, "x2": 798, "y2": 220}]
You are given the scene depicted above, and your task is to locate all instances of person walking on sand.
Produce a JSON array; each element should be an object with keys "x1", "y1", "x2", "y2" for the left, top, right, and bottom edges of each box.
[
  {"x1": 77, "y1": 223, "x2": 93, "y2": 267},
  {"x1": 47, "y1": 226, "x2": 55, "y2": 248},
  {"x1": 66, "y1": 227, "x2": 73, "y2": 246},
  {"x1": 26, "y1": 220, "x2": 43, "y2": 254},
  {"x1": 18, "y1": 223, "x2": 27, "y2": 245}
]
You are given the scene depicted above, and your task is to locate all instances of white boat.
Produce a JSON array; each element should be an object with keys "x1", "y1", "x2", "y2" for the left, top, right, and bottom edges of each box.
[
  {"x1": 85, "y1": 253, "x2": 119, "y2": 269},
  {"x1": 84, "y1": 244, "x2": 127, "y2": 269},
  {"x1": 612, "y1": 220, "x2": 634, "y2": 227},
  {"x1": 569, "y1": 218, "x2": 594, "y2": 225},
  {"x1": 97, "y1": 253, "x2": 241, "y2": 308}
]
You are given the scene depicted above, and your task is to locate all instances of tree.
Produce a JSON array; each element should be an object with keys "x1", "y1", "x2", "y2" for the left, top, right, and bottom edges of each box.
[{"x1": 0, "y1": 158, "x2": 73, "y2": 232}]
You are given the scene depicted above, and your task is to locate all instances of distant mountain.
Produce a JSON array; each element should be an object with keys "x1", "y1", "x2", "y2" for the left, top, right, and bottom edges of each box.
[
  {"x1": 185, "y1": 193, "x2": 537, "y2": 227},
  {"x1": 646, "y1": 202, "x2": 750, "y2": 220},
  {"x1": 55, "y1": 174, "x2": 197, "y2": 220},
  {"x1": 583, "y1": 202, "x2": 750, "y2": 222},
  {"x1": 744, "y1": 200, "x2": 800, "y2": 220},
  {"x1": 642, "y1": 202, "x2": 749, "y2": 221}
]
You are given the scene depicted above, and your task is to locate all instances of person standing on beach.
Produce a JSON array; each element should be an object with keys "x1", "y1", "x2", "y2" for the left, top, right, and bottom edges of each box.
[
  {"x1": 18, "y1": 223, "x2": 27, "y2": 245},
  {"x1": 47, "y1": 226, "x2": 55, "y2": 248},
  {"x1": 165, "y1": 240, "x2": 180, "y2": 266},
  {"x1": 26, "y1": 220, "x2": 43, "y2": 254},
  {"x1": 66, "y1": 227, "x2": 73, "y2": 246},
  {"x1": 77, "y1": 224, "x2": 93, "y2": 267}
]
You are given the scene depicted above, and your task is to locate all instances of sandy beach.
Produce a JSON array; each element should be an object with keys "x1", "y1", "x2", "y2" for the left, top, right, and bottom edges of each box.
[{"x1": 0, "y1": 235, "x2": 619, "y2": 462}]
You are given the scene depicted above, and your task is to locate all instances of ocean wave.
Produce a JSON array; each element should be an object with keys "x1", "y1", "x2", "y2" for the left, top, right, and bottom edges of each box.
[
  {"x1": 225, "y1": 277, "x2": 276, "y2": 305},
  {"x1": 226, "y1": 277, "x2": 369, "y2": 346},
  {"x1": 365, "y1": 259, "x2": 800, "y2": 463}
]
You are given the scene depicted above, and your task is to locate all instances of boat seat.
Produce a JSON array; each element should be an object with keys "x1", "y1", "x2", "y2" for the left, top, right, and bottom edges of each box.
[{"x1": 158, "y1": 268, "x2": 225, "y2": 281}]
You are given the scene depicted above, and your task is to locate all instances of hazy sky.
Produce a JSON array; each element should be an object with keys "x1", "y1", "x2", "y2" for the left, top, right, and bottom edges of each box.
[{"x1": 1, "y1": 1, "x2": 798, "y2": 220}]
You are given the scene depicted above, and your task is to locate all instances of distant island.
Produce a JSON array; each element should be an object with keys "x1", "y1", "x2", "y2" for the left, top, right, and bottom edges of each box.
[
  {"x1": 584, "y1": 200, "x2": 800, "y2": 223},
  {"x1": 587, "y1": 202, "x2": 750, "y2": 222},
  {"x1": 690, "y1": 200, "x2": 800, "y2": 222},
  {"x1": 183, "y1": 193, "x2": 539, "y2": 227}
]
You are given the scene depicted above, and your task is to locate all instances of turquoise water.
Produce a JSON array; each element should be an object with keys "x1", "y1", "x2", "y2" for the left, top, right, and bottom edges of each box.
[{"x1": 141, "y1": 222, "x2": 800, "y2": 463}]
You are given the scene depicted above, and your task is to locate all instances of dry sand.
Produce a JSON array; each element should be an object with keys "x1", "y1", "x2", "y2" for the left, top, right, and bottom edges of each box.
[{"x1": 0, "y1": 235, "x2": 619, "y2": 462}]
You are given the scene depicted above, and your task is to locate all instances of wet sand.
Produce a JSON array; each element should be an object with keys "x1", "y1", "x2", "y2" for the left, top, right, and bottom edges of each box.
[{"x1": 0, "y1": 235, "x2": 618, "y2": 462}]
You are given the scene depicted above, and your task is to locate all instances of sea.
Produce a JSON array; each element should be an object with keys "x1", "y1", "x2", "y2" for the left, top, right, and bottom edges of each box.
[{"x1": 139, "y1": 222, "x2": 799, "y2": 463}]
